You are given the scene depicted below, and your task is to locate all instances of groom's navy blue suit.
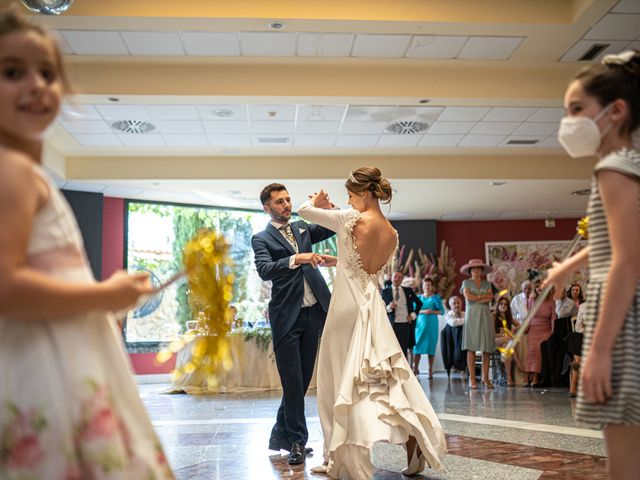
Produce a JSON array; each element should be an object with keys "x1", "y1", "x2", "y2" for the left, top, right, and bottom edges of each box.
[{"x1": 252, "y1": 219, "x2": 334, "y2": 448}]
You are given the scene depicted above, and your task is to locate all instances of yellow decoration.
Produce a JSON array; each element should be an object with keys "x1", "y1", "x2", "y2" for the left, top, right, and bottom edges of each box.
[
  {"x1": 499, "y1": 216, "x2": 589, "y2": 359},
  {"x1": 156, "y1": 229, "x2": 235, "y2": 388}
]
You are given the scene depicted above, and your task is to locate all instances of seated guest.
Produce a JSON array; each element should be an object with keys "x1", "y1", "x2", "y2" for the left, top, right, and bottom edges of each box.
[
  {"x1": 494, "y1": 294, "x2": 525, "y2": 386},
  {"x1": 510, "y1": 280, "x2": 532, "y2": 323},
  {"x1": 382, "y1": 270, "x2": 422, "y2": 361},
  {"x1": 441, "y1": 296, "x2": 467, "y2": 378}
]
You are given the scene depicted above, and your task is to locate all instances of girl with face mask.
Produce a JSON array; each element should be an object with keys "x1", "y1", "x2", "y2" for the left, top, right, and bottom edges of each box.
[{"x1": 545, "y1": 50, "x2": 640, "y2": 480}]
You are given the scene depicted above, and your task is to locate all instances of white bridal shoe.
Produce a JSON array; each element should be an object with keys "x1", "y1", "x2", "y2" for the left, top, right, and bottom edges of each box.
[
  {"x1": 310, "y1": 463, "x2": 329, "y2": 474},
  {"x1": 402, "y1": 446, "x2": 426, "y2": 476}
]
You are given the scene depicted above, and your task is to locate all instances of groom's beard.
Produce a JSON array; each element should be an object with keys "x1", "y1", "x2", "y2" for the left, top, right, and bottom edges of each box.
[{"x1": 272, "y1": 211, "x2": 291, "y2": 223}]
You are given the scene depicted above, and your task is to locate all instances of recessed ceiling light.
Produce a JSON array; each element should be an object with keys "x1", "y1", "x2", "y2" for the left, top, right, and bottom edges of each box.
[
  {"x1": 108, "y1": 97, "x2": 120, "y2": 102},
  {"x1": 213, "y1": 109, "x2": 234, "y2": 118},
  {"x1": 268, "y1": 21, "x2": 286, "y2": 30},
  {"x1": 490, "y1": 181, "x2": 506, "y2": 186},
  {"x1": 418, "y1": 99, "x2": 430, "y2": 104}
]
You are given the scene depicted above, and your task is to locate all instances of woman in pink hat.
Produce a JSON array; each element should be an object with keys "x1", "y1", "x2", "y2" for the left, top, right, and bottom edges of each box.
[{"x1": 460, "y1": 259, "x2": 496, "y2": 389}]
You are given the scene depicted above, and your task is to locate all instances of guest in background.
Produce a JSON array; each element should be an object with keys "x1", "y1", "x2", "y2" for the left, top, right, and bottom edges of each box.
[
  {"x1": 441, "y1": 296, "x2": 467, "y2": 378},
  {"x1": 460, "y1": 259, "x2": 495, "y2": 390},
  {"x1": 413, "y1": 278, "x2": 444, "y2": 378},
  {"x1": 569, "y1": 283, "x2": 585, "y2": 306},
  {"x1": 494, "y1": 294, "x2": 525, "y2": 386},
  {"x1": 511, "y1": 280, "x2": 533, "y2": 323},
  {"x1": 525, "y1": 280, "x2": 556, "y2": 387},
  {"x1": 539, "y1": 286, "x2": 581, "y2": 388},
  {"x1": 382, "y1": 270, "x2": 423, "y2": 361},
  {"x1": 567, "y1": 300, "x2": 587, "y2": 397}
]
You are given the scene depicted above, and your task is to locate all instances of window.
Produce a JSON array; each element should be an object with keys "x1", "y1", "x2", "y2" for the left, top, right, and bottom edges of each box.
[{"x1": 124, "y1": 201, "x2": 336, "y2": 344}]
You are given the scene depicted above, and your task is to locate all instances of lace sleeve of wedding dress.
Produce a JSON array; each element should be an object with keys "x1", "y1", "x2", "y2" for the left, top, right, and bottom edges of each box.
[{"x1": 297, "y1": 199, "x2": 355, "y2": 233}]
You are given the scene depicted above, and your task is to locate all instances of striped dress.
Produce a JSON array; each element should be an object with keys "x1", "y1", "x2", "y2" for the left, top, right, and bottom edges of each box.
[{"x1": 576, "y1": 147, "x2": 640, "y2": 428}]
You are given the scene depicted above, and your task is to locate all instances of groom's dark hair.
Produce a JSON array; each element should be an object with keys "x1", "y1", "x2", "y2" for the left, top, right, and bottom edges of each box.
[{"x1": 260, "y1": 183, "x2": 287, "y2": 205}]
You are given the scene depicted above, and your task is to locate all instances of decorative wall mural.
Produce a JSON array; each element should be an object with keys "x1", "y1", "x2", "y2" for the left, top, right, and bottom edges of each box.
[{"x1": 485, "y1": 240, "x2": 588, "y2": 294}]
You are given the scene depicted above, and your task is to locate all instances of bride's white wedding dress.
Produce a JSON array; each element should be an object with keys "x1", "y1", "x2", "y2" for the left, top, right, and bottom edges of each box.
[{"x1": 298, "y1": 201, "x2": 446, "y2": 480}]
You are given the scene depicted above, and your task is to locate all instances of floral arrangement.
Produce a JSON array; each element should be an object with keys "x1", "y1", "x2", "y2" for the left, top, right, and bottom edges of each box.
[
  {"x1": 416, "y1": 241, "x2": 457, "y2": 299},
  {"x1": 238, "y1": 327, "x2": 274, "y2": 358},
  {"x1": 385, "y1": 241, "x2": 457, "y2": 299}
]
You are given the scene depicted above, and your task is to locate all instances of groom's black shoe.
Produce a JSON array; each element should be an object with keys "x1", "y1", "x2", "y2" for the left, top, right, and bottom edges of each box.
[
  {"x1": 268, "y1": 437, "x2": 313, "y2": 454},
  {"x1": 288, "y1": 442, "x2": 305, "y2": 465}
]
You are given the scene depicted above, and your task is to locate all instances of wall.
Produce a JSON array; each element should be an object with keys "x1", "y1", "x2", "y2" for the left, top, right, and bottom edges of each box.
[
  {"x1": 436, "y1": 218, "x2": 581, "y2": 288},
  {"x1": 391, "y1": 220, "x2": 437, "y2": 259},
  {"x1": 62, "y1": 189, "x2": 104, "y2": 280}
]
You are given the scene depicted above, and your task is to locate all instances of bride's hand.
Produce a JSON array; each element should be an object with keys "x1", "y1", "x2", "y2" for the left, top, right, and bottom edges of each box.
[
  {"x1": 319, "y1": 255, "x2": 338, "y2": 267},
  {"x1": 309, "y1": 189, "x2": 331, "y2": 209}
]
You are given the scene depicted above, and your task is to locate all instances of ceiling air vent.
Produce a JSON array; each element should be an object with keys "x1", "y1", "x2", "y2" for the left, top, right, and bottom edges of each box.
[
  {"x1": 256, "y1": 137, "x2": 290, "y2": 144},
  {"x1": 578, "y1": 43, "x2": 610, "y2": 61},
  {"x1": 385, "y1": 121, "x2": 429, "y2": 135},
  {"x1": 111, "y1": 120, "x2": 156, "y2": 134},
  {"x1": 506, "y1": 139, "x2": 539, "y2": 145}
]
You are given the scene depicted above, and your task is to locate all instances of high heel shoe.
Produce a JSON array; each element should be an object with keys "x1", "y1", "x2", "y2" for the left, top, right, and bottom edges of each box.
[
  {"x1": 402, "y1": 444, "x2": 426, "y2": 476},
  {"x1": 482, "y1": 377, "x2": 494, "y2": 389},
  {"x1": 468, "y1": 378, "x2": 478, "y2": 390},
  {"x1": 310, "y1": 462, "x2": 329, "y2": 474}
]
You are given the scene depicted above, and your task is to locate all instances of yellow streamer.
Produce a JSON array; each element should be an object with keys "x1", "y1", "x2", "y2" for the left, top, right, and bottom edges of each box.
[{"x1": 156, "y1": 229, "x2": 235, "y2": 388}]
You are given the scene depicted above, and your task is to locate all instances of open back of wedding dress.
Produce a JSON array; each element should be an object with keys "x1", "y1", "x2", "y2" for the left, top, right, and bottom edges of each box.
[{"x1": 298, "y1": 201, "x2": 446, "y2": 480}]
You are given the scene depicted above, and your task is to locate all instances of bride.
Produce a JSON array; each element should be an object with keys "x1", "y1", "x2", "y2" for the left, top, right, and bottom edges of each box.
[{"x1": 298, "y1": 167, "x2": 446, "y2": 479}]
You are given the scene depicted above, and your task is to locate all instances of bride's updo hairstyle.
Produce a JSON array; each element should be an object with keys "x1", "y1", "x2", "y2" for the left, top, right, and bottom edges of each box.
[{"x1": 345, "y1": 166, "x2": 393, "y2": 204}]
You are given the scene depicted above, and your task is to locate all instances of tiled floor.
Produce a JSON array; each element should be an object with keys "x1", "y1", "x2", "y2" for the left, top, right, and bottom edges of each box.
[{"x1": 139, "y1": 374, "x2": 606, "y2": 479}]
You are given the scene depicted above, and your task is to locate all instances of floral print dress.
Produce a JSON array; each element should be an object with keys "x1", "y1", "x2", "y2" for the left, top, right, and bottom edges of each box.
[{"x1": 0, "y1": 167, "x2": 173, "y2": 480}]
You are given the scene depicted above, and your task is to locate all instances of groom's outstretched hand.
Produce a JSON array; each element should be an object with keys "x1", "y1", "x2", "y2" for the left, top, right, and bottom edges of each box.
[{"x1": 294, "y1": 252, "x2": 326, "y2": 268}]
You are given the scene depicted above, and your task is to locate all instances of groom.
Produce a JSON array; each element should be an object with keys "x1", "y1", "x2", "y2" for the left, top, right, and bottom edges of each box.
[{"x1": 251, "y1": 183, "x2": 335, "y2": 465}]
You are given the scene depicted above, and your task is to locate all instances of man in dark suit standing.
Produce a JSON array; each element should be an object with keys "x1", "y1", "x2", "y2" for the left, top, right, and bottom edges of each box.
[
  {"x1": 381, "y1": 270, "x2": 423, "y2": 360},
  {"x1": 251, "y1": 183, "x2": 335, "y2": 465}
]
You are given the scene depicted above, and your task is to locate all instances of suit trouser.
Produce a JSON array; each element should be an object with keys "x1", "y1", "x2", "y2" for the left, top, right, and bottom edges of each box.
[
  {"x1": 271, "y1": 303, "x2": 322, "y2": 446},
  {"x1": 393, "y1": 322, "x2": 412, "y2": 355}
]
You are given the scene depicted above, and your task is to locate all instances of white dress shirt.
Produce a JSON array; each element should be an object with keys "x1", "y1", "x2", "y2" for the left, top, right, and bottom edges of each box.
[
  {"x1": 555, "y1": 297, "x2": 579, "y2": 318},
  {"x1": 445, "y1": 310, "x2": 465, "y2": 327},
  {"x1": 510, "y1": 292, "x2": 529, "y2": 323},
  {"x1": 387, "y1": 286, "x2": 412, "y2": 323},
  {"x1": 271, "y1": 220, "x2": 317, "y2": 308}
]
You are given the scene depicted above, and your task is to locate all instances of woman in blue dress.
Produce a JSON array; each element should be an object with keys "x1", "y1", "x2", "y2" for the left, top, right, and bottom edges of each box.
[{"x1": 413, "y1": 278, "x2": 444, "y2": 378}]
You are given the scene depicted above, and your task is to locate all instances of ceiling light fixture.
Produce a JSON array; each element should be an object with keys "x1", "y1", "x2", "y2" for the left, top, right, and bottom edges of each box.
[
  {"x1": 213, "y1": 109, "x2": 234, "y2": 118},
  {"x1": 490, "y1": 181, "x2": 506, "y2": 186},
  {"x1": 418, "y1": 99, "x2": 430, "y2": 104},
  {"x1": 20, "y1": 0, "x2": 73, "y2": 15},
  {"x1": 108, "y1": 97, "x2": 120, "y2": 102},
  {"x1": 268, "y1": 21, "x2": 286, "y2": 30}
]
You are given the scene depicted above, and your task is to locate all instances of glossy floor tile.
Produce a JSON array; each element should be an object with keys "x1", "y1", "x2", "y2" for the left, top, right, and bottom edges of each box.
[{"x1": 139, "y1": 374, "x2": 607, "y2": 479}]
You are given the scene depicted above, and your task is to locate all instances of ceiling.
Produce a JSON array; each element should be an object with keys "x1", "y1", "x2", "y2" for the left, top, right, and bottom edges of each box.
[{"x1": 15, "y1": 0, "x2": 640, "y2": 220}]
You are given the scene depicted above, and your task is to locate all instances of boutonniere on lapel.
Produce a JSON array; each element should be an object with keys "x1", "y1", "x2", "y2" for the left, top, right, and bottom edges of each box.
[{"x1": 299, "y1": 228, "x2": 306, "y2": 234}]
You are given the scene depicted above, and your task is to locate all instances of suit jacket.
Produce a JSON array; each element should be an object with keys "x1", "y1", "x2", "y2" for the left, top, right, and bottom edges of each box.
[
  {"x1": 381, "y1": 286, "x2": 423, "y2": 325},
  {"x1": 251, "y1": 220, "x2": 335, "y2": 348}
]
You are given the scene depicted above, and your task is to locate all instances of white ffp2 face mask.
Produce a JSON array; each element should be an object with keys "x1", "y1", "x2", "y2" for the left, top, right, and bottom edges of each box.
[{"x1": 557, "y1": 103, "x2": 613, "y2": 158}]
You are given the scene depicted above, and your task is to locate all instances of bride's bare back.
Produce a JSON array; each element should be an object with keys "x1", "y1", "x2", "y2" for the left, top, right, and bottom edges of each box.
[{"x1": 351, "y1": 212, "x2": 397, "y2": 274}]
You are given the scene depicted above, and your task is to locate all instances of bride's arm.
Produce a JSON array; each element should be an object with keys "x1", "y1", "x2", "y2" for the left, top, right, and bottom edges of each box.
[{"x1": 297, "y1": 199, "x2": 347, "y2": 233}]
